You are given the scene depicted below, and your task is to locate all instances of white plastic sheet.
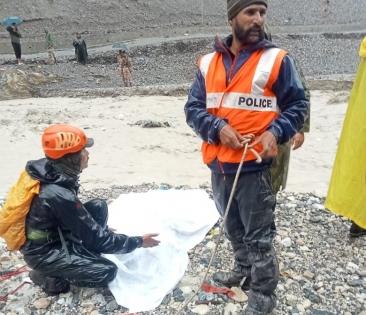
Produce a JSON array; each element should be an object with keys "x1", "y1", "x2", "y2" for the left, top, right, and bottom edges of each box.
[{"x1": 104, "y1": 189, "x2": 219, "y2": 312}]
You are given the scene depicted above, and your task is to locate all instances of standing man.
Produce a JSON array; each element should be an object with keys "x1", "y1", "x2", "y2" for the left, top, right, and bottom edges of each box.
[
  {"x1": 73, "y1": 33, "x2": 88, "y2": 65},
  {"x1": 45, "y1": 29, "x2": 57, "y2": 64},
  {"x1": 6, "y1": 23, "x2": 22, "y2": 65},
  {"x1": 184, "y1": 1, "x2": 309, "y2": 314},
  {"x1": 117, "y1": 49, "x2": 133, "y2": 87}
]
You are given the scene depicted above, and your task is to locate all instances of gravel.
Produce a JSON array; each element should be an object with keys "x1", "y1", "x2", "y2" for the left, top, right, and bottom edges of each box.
[{"x1": 1, "y1": 186, "x2": 366, "y2": 315}]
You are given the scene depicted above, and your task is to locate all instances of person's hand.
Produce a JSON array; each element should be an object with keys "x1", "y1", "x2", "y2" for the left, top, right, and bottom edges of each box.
[
  {"x1": 291, "y1": 132, "x2": 305, "y2": 150},
  {"x1": 219, "y1": 125, "x2": 244, "y2": 150},
  {"x1": 248, "y1": 131, "x2": 278, "y2": 159},
  {"x1": 142, "y1": 233, "x2": 160, "y2": 248}
]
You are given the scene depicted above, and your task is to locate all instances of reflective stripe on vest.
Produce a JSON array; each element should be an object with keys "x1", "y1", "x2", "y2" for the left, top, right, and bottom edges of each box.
[{"x1": 199, "y1": 47, "x2": 287, "y2": 164}]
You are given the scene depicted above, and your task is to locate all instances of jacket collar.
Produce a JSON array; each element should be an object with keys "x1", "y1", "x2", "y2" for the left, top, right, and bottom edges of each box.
[
  {"x1": 214, "y1": 34, "x2": 277, "y2": 56},
  {"x1": 26, "y1": 158, "x2": 79, "y2": 189}
]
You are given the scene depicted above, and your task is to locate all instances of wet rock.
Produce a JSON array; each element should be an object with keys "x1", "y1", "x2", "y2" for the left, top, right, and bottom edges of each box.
[
  {"x1": 304, "y1": 288, "x2": 322, "y2": 304},
  {"x1": 347, "y1": 278, "x2": 363, "y2": 287},
  {"x1": 173, "y1": 288, "x2": 185, "y2": 302},
  {"x1": 105, "y1": 300, "x2": 119, "y2": 312},
  {"x1": 197, "y1": 292, "x2": 215, "y2": 302},
  {"x1": 92, "y1": 293, "x2": 106, "y2": 305}
]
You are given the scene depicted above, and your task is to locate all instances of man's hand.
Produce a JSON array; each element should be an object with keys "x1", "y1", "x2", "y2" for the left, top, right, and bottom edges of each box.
[
  {"x1": 249, "y1": 131, "x2": 278, "y2": 159},
  {"x1": 219, "y1": 125, "x2": 244, "y2": 150},
  {"x1": 291, "y1": 132, "x2": 304, "y2": 150},
  {"x1": 142, "y1": 233, "x2": 160, "y2": 248}
]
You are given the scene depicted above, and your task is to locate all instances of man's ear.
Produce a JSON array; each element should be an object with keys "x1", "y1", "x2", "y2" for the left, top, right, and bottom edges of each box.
[{"x1": 228, "y1": 19, "x2": 233, "y2": 26}]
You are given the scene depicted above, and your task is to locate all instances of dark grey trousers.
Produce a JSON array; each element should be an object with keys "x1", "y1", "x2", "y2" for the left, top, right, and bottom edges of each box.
[
  {"x1": 23, "y1": 199, "x2": 117, "y2": 288},
  {"x1": 211, "y1": 169, "x2": 279, "y2": 296}
]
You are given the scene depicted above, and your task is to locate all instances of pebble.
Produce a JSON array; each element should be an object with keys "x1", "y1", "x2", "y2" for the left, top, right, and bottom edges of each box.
[
  {"x1": 303, "y1": 271, "x2": 315, "y2": 280},
  {"x1": 358, "y1": 269, "x2": 366, "y2": 277},
  {"x1": 33, "y1": 298, "x2": 51, "y2": 309},
  {"x1": 281, "y1": 237, "x2": 292, "y2": 247},
  {"x1": 285, "y1": 294, "x2": 298, "y2": 307},
  {"x1": 223, "y1": 303, "x2": 241, "y2": 315},
  {"x1": 192, "y1": 305, "x2": 210, "y2": 315},
  {"x1": 347, "y1": 262, "x2": 359, "y2": 272},
  {"x1": 230, "y1": 287, "x2": 248, "y2": 303}
]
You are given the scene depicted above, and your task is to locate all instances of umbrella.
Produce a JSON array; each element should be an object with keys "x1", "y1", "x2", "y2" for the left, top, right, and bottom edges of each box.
[
  {"x1": 1, "y1": 16, "x2": 23, "y2": 27},
  {"x1": 112, "y1": 42, "x2": 129, "y2": 52}
]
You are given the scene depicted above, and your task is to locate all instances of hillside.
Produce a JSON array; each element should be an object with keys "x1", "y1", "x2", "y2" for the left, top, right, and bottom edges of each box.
[{"x1": 1, "y1": 0, "x2": 366, "y2": 53}]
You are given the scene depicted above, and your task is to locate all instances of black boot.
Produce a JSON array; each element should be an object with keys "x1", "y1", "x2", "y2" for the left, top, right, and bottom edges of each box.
[
  {"x1": 242, "y1": 291, "x2": 277, "y2": 314},
  {"x1": 29, "y1": 270, "x2": 70, "y2": 296},
  {"x1": 213, "y1": 270, "x2": 245, "y2": 287},
  {"x1": 350, "y1": 222, "x2": 366, "y2": 238}
]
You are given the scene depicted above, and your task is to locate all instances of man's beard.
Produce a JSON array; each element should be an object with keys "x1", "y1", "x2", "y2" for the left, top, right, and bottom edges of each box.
[{"x1": 234, "y1": 25, "x2": 265, "y2": 45}]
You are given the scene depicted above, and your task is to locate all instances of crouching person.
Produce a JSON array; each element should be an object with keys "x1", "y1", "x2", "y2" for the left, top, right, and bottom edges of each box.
[{"x1": 1, "y1": 124, "x2": 160, "y2": 295}]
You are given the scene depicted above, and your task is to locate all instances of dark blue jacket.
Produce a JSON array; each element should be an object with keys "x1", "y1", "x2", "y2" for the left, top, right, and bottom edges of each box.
[{"x1": 184, "y1": 35, "x2": 310, "y2": 174}]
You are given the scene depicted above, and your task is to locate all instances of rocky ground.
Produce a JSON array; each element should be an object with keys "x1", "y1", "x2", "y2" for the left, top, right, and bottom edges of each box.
[{"x1": 1, "y1": 187, "x2": 366, "y2": 315}]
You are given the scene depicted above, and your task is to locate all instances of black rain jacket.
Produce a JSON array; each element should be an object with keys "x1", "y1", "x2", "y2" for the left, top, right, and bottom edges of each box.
[{"x1": 22, "y1": 158, "x2": 142, "y2": 255}]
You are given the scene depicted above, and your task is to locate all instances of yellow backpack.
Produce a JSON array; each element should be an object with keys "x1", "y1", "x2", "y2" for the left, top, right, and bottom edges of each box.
[{"x1": 0, "y1": 171, "x2": 40, "y2": 250}]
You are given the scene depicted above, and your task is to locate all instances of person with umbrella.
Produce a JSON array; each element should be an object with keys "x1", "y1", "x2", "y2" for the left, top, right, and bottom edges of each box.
[{"x1": 4, "y1": 18, "x2": 23, "y2": 65}]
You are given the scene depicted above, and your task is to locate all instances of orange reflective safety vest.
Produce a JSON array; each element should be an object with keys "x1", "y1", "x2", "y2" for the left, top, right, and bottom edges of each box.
[{"x1": 199, "y1": 47, "x2": 287, "y2": 165}]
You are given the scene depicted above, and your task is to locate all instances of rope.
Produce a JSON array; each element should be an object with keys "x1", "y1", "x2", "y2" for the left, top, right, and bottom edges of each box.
[
  {"x1": 0, "y1": 265, "x2": 28, "y2": 281},
  {"x1": 0, "y1": 264, "x2": 30, "y2": 302},
  {"x1": 0, "y1": 281, "x2": 31, "y2": 302},
  {"x1": 176, "y1": 135, "x2": 258, "y2": 314}
]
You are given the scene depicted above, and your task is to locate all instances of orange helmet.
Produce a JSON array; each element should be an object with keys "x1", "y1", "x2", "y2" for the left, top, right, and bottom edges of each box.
[{"x1": 42, "y1": 124, "x2": 94, "y2": 159}]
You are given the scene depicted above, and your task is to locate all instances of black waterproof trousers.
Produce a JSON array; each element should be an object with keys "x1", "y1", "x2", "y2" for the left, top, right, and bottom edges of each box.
[
  {"x1": 11, "y1": 42, "x2": 21, "y2": 59},
  {"x1": 22, "y1": 199, "x2": 117, "y2": 288},
  {"x1": 211, "y1": 169, "x2": 279, "y2": 304}
]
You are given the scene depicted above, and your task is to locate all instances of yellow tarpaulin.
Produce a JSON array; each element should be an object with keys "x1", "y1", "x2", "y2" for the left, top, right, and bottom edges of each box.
[{"x1": 325, "y1": 37, "x2": 366, "y2": 228}]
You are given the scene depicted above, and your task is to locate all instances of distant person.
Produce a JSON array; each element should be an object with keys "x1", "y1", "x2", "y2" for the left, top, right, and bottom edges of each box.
[
  {"x1": 73, "y1": 33, "x2": 88, "y2": 65},
  {"x1": 6, "y1": 23, "x2": 22, "y2": 65},
  {"x1": 117, "y1": 50, "x2": 133, "y2": 87},
  {"x1": 45, "y1": 29, "x2": 57, "y2": 64},
  {"x1": 325, "y1": 37, "x2": 366, "y2": 238}
]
